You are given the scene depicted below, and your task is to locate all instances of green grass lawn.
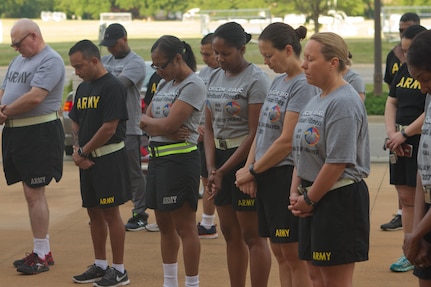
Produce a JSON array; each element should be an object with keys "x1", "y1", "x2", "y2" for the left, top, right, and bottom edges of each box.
[
  {"x1": 0, "y1": 37, "x2": 396, "y2": 66},
  {"x1": 0, "y1": 37, "x2": 392, "y2": 115}
]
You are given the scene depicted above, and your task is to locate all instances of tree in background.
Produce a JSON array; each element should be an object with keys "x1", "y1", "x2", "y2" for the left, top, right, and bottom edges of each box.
[
  {"x1": 0, "y1": 0, "x2": 427, "y2": 22},
  {"x1": 55, "y1": 0, "x2": 111, "y2": 19},
  {"x1": 1, "y1": 0, "x2": 54, "y2": 18}
]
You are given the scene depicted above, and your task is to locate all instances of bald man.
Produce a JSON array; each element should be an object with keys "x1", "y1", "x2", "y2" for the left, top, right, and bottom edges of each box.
[{"x1": 0, "y1": 18, "x2": 65, "y2": 275}]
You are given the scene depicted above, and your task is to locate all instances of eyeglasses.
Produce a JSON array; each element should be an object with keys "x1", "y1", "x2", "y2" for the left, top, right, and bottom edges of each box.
[
  {"x1": 11, "y1": 33, "x2": 32, "y2": 48},
  {"x1": 151, "y1": 58, "x2": 172, "y2": 71}
]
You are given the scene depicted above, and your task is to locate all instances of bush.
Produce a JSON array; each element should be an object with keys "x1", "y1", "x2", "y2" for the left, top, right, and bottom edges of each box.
[{"x1": 365, "y1": 92, "x2": 387, "y2": 115}]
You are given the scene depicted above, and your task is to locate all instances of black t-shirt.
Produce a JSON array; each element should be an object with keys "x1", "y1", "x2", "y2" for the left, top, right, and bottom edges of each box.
[
  {"x1": 69, "y1": 73, "x2": 128, "y2": 146},
  {"x1": 144, "y1": 71, "x2": 162, "y2": 106},
  {"x1": 384, "y1": 48, "x2": 402, "y2": 86},
  {"x1": 389, "y1": 64, "x2": 426, "y2": 125}
]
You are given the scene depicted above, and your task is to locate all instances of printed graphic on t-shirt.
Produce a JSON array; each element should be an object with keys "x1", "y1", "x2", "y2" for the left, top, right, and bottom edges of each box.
[
  {"x1": 395, "y1": 76, "x2": 421, "y2": 90},
  {"x1": 391, "y1": 62, "x2": 400, "y2": 78},
  {"x1": 75, "y1": 96, "x2": 101, "y2": 110},
  {"x1": 304, "y1": 127, "x2": 320, "y2": 146},
  {"x1": 5, "y1": 70, "x2": 31, "y2": 84},
  {"x1": 419, "y1": 102, "x2": 431, "y2": 184},
  {"x1": 224, "y1": 101, "x2": 240, "y2": 116},
  {"x1": 152, "y1": 92, "x2": 177, "y2": 118},
  {"x1": 208, "y1": 86, "x2": 247, "y2": 126},
  {"x1": 163, "y1": 103, "x2": 172, "y2": 117},
  {"x1": 269, "y1": 105, "x2": 281, "y2": 122}
]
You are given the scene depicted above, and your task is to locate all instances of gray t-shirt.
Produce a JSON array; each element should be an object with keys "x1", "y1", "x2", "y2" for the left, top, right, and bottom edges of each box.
[
  {"x1": 198, "y1": 66, "x2": 217, "y2": 86},
  {"x1": 207, "y1": 64, "x2": 269, "y2": 139},
  {"x1": 150, "y1": 72, "x2": 206, "y2": 144},
  {"x1": 418, "y1": 94, "x2": 431, "y2": 185},
  {"x1": 293, "y1": 84, "x2": 370, "y2": 182},
  {"x1": 198, "y1": 66, "x2": 217, "y2": 125},
  {"x1": 344, "y1": 68, "x2": 365, "y2": 95},
  {"x1": 255, "y1": 73, "x2": 317, "y2": 166},
  {"x1": 1, "y1": 46, "x2": 65, "y2": 119},
  {"x1": 102, "y1": 51, "x2": 146, "y2": 135}
]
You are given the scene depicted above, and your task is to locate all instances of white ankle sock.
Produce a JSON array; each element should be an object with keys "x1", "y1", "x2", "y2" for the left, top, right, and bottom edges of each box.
[
  {"x1": 163, "y1": 263, "x2": 178, "y2": 287},
  {"x1": 185, "y1": 275, "x2": 199, "y2": 287},
  {"x1": 112, "y1": 263, "x2": 125, "y2": 273},
  {"x1": 33, "y1": 237, "x2": 48, "y2": 259},
  {"x1": 45, "y1": 234, "x2": 50, "y2": 254},
  {"x1": 201, "y1": 214, "x2": 215, "y2": 229},
  {"x1": 95, "y1": 259, "x2": 108, "y2": 270}
]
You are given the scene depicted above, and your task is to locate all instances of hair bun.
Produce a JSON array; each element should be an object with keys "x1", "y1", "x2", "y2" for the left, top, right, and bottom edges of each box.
[{"x1": 245, "y1": 33, "x2": 252, "y2": 44}]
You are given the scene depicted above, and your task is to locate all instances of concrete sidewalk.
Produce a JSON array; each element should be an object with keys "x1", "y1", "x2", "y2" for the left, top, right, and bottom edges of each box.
[{"x1": 0, "y1": 160, "x2": 417, "y2": 287}]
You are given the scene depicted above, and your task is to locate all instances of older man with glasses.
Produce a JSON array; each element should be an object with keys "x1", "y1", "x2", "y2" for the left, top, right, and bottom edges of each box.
[{"x1": 0, "y1": 18, "x2": 65, "y2": 275}]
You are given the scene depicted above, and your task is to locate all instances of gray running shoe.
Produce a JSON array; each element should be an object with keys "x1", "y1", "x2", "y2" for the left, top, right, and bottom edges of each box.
[
  {"x1": 380, "y1": 214, "x2": 402, "y2": 231},
  {"x1": 125, "y1": 212, "x2": 148, "y2": 231},
  {"x1": 14, "y1": 251, "x2": 54, "y2": 267},
  {"x1": 73, "y1": 264, "x2": 108, "y2": 284},
  {"x1": 16, "y1": 252, "x2": 50, "y2": 275},
  {"x1": 93, "y1": 267, "x2": 130, "y2": 287}
]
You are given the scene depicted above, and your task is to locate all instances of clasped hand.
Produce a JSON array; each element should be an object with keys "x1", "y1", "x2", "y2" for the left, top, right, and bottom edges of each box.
[
  {"x1": 288, "y1": 193, "x2": 313, "y2": 217},
  {"x1": 235, "y1": 166, "x2": 257, "y2": 198},
  {"x1": 72, "y1": 146, "x2": 94, "y2": 170},
  {"x1": 403, "y1": 233, "x2": 431, "y2": 268},
  {"x1": 0, "y1": 105, "x2": 8, "y2": 125}
]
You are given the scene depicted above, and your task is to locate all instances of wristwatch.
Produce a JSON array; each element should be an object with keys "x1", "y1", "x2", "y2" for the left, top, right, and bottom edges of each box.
[
  {"x1": 248, "y1": 163, "x2": 259, "y2": 179},
  {"x1": 401, "y1": 128, "x2": 409, "y2": 139},
  {"x1": 303, "y1": 191, "x2": 316, "y2": 207},
  {"x1": 77, "y1": 147, "x2": 88, "y2": 158}
]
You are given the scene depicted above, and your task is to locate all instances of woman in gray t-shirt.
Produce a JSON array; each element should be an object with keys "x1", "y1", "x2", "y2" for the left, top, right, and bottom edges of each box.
[
  {"x1": 203, "y1": 22, "x2": 271, "y2": 286},
  {"x1": 140, "y1": 35, "x2": 205, "y2": 287},
  {"x1": 403, "y1": 29, "x2": 431, "y2": 282},
  {"x1": 235, "y1": 22, "x2": 316, "y2": 287},
  {"x1": 289, "y1": 32, "x2": 370, "y2": 287}
]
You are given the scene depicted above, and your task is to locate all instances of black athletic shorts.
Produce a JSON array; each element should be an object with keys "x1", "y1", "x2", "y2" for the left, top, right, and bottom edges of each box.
[
  {"x1": 298, "y1": 180, "x2": 370, "y2": 266},
  {"x1": 80, "y1": 147, "x2": 132, "y2": 208},
  {"x1": 256, "y1": 165, "x2": 299, "y2": 243},
  {"x1": 389, "y1": 134, "x2": 420, "y2": 187},
  {"x1": 2, "y1": 119, "x2": 64, "y2": 187},
  {"x1": 146, "y1": 148, "x2": 200, "y2": 212},
  {"x1": 198, "y1": 141, "x2": 208, "y2": 178},
  {"x1": 413, "y1": 203, "x2": 431, "y2": 280},
  {"x1": 213, "y1": 148, "x2": 255, "y2": 211}
]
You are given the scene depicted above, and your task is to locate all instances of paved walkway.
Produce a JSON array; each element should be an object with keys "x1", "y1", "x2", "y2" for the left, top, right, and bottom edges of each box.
[{"x1": 0, "y1": 160, "x2": 418, "y2": 287}]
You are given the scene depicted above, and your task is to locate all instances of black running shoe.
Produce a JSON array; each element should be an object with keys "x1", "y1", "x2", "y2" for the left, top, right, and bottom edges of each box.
[
  {"x1": 13, "y1": 251, "x2": 54, "y2": 267},
  {"x1": 380, "y1": 214, "x2": 402, "y2": 231},
  {"x1": 93, "y1": 267, "x2": 130, "y2": 287},
  {"x1": 197, "y1": 223, "x2": 219, "y2": 239},
  {"x1": 125, "y1": 212, "x2": 148, "y2": 231},
  {"x1": 16, "y1": 252, "x2": 49, "y2": 275},
  {"x1": 72, "y1": 264, "x2": 108, "y2": 284}
]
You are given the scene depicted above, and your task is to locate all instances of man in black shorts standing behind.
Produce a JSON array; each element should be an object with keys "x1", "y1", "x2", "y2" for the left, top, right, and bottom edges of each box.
[
  {"x1": 68, "y1": 40, "x2": 132, "y2": 287},
  {"x1": 0, "y1": 18, "x2": 65, "y2": 275},
  {"x1": 381, "y1": 12, "x2": 420, "y2": 232},
  {"x1": 100, "y1": 23, "x2": 149, "y2": 231}
]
